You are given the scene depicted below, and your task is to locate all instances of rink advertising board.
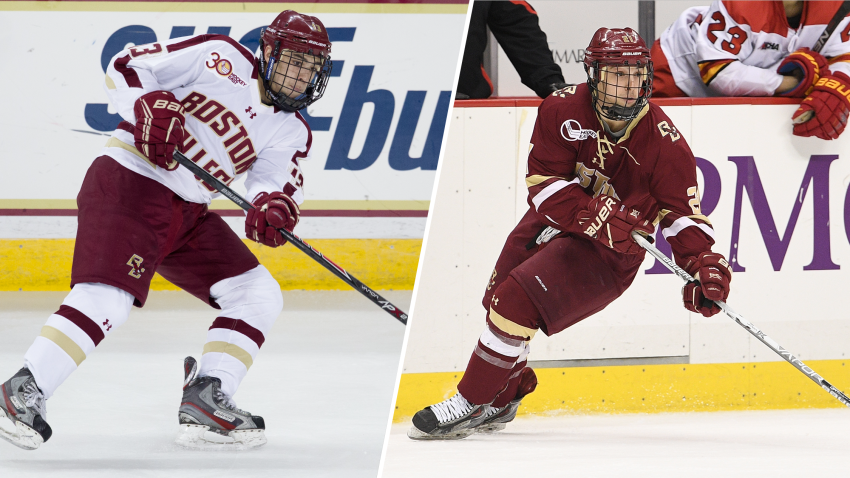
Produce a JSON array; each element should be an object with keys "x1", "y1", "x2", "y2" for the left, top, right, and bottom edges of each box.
[
  {"x1": 0, "y1": 1, "x2": 467, "y2": 291},
  {"x1": 394, "y1": 97, "x2": 850, "y2": 419}
]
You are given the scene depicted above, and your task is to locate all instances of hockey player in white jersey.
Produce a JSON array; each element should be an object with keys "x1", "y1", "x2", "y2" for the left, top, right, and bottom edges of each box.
[
  {"x1": 652, "y1": 1, "x2": 850, "y2": 140},
  {"x1": 0, "y1": 10, "x2": 332, "y2": 450}
]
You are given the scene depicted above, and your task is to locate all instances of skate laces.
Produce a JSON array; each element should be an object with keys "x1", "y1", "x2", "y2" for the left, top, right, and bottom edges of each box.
[
  {"x1": 430, "y1": 394, "x2": 474, "y2": 423},
  {"x1": 483, "y1": 405, "x2": 502, "y2": 418},
  {"x1": 212, "y1": 388, "x2": 249, "y2": 416},
  {"x1": 23, "y1": 380, "x2": 47, "y2": 419}
]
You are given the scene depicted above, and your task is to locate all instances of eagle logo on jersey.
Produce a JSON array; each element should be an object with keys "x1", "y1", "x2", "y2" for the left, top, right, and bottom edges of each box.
[{"x1": 561, "y1": 119, "x2": 598, "y2": 141}]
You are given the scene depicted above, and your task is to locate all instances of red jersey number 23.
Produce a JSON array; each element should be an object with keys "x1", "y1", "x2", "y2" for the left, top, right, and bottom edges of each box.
[{"x1": 705, "y1": 11, "x2": 747, "y2": 55}]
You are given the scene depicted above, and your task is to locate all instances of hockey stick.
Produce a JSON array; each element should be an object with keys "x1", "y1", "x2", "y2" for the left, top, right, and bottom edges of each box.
[
  {"x1": 813, "y1": 1, "x2": 850, "y2": 53},
  {"x1": 631, "y1": 231, "x2": 850, "y2": 408},
  {"x1": 172, "y1": 151, "x2": 408, "y2": 325},
  {"x1": 793, "y1": 0, "x2": 850, "y2": 124}
]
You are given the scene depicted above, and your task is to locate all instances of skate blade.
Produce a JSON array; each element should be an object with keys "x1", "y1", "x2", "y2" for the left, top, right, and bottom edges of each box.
[
  {"x1": 475, "y1": 422, "x2": 507, "y2": 434},
  {"x1": 407, "y1": 425, "x2": 475, "y2": 441},
  {"x1": 175, "y1": 424, "x2": 266, "y2": 451},
  {"x1": 0, "y1": 408, "x2": 43, "y2": 450}
]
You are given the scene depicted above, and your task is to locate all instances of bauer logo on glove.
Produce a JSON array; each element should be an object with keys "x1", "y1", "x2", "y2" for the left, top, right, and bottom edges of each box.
[
  {"x1": 791, "y1": 71, "x2": 850, "y2": 140},
  {"x1": 133, "y1": 90, "x2": 186, "y2": 170},
  {"x1": 577, "y1": 195, "x2": 654, "y2": 254},
  {"x1": 581, "y1": 196, "x2": 617, "y2": 238}
]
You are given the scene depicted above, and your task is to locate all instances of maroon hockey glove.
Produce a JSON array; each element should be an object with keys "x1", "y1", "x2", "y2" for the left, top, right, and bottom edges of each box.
[
  {"x1": 776, "y1": 48, "x2": 830, "y2": 98},
  {"x1": 245, "y1": 191, "x2": 300, "y2": 247},
  {"x1": 792, "y1": 71, "x2": 850, "y2": 140},
  {"x1": 682, "y1": 252, "x2": 732, "y2": 317},
  {"x1": 133, "y1": 91, "x2": 186, "y2": 170},
  {"x1": 576, "y1": 195, "x2": 654, "y2": 254}
]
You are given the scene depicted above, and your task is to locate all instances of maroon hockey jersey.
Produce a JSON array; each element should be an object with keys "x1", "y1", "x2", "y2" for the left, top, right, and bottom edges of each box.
[{"x1": 526, "y1": 84, "x2": 715, "y2": 269}]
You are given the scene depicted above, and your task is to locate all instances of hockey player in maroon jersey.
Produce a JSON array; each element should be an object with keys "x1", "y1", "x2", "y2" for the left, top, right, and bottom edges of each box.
[
  {"x1": 408, "y1": 28, "x2": 733, "y2": 440},
  {"x1": 0, "y1": 11, "x2": 332, "y2": 450},
  {"x1": 653, "y1": 0, "x2": 850, "y2": 140}
]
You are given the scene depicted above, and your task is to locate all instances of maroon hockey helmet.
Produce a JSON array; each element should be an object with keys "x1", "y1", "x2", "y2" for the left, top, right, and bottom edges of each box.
[
  {"x1": 258, "y1": 10, "x2": 333, "y2": 112},
  {"x1": 583, "y1": 27, "x2": 653, "y2": 121}
]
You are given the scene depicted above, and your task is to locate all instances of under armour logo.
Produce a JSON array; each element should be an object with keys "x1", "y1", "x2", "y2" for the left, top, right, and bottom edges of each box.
[
  {"x1": 492, "y1": 297, "x2": 499, "y2": 306},
  {"x1": 103, "y1": 319, "x2": 112, "y2": 332},
  {"x1": 246, "y1": 106, "x2": 256, "y2": 119}
]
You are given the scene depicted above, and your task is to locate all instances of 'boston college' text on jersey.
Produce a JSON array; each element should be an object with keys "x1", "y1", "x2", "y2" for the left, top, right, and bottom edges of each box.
[{"x1": 103, "y1": 34, "x2": 310, "y2": 206}]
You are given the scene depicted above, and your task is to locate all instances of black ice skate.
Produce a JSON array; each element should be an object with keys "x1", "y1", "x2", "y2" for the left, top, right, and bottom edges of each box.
[
  {"x1": 476, "y1": 367, "x2": 538, "y2": 434},
  {"x1": 0, "y1": 367, "x2": 51, "y2": 450},
  {"x1": 175, "y1": 356, "x2": 266, "y2": 450},
  {"x1": 407, "y1": 392, "x2": 488, "y2": 440}
]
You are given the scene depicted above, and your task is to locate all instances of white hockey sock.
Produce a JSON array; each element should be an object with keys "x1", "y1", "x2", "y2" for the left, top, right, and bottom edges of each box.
[
  {"x1": 475, "y1": 324, "x2": 528, "y2": 370},
  {"x1": 199, "y1": 265, "x2": 282, "y2": 397},
  {"x1": 24, "y1": 283, "x2": 133, "y2": 399}
]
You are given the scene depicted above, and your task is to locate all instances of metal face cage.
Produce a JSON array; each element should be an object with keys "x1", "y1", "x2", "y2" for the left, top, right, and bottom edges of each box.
[
  {"x1": 587, "y1": 59, "x2": 654, "y2": 122},
  {"x1": 260, "y1": 40, "x2": 332, "y2": 113}
]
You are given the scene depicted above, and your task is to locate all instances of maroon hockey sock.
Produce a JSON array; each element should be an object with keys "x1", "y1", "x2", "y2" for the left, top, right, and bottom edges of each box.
[
  {"x1": 485, "y1": 276, "x2": 541, "y2": 407},
  {"x1": 491, "y1": 360, "x2": 527, "y2": 408},
  {"x1": 458, "y1": 277, "x2": 541, "y2": 405},
  {"x1": 457, "y1": 329, "x2": 519, "y2": 405}
]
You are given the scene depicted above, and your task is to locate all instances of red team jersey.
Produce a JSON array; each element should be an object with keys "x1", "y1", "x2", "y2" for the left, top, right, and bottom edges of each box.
[
  {"x1": 657, "y1": 1, "x2": 850, "y2": 97},
  {"x1": 526, "y1": 84, "x2": 715, "y2": 271}
]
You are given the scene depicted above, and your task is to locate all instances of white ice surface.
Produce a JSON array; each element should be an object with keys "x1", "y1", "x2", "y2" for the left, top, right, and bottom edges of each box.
[
  {"x1": 381, "y1": 409, "x2": 850, "y2": 477},
  {"x1": 0, "y1": 290, "x2": 408, "y2": 478}
]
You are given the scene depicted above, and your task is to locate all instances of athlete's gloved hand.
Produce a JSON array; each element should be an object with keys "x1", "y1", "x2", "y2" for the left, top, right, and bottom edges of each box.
[
  {"x1": 776, "y1": 47, "x2": 830, "y2": 97},
  {"x1": 576, "y1": 195, "x2": 654, "y2": 254},
  {"x1": 133, "y1": 91, "x2": 186, "y2": 170},
  {"x1": 682, "y1": 252, "x2": 732, "y2": 317},
  {"x1": 245, "y1": 191, "x2": 300, "y2": 247},
  {"x1": 792, "y1": 71, "x2": 850, "y2": 140}
]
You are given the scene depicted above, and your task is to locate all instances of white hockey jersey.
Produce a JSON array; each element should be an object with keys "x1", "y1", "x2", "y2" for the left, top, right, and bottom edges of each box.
[
  {"x1": 102, "y1": 34, "x2": 310, "y2": 206},
  {"x1": 659, "y1": 1, "x2": 850, "y2": 97}
]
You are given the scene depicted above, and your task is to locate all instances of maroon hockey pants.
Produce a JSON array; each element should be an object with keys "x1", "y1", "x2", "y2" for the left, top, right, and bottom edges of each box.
[{"x1": 458, "y1": 211, "x2": 641, "y2": 406}]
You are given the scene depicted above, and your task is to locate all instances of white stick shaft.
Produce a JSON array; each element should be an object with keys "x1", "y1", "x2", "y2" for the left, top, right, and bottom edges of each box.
[{"x1": 631, "y1": 231, "x2": 850, "y2": 408}]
